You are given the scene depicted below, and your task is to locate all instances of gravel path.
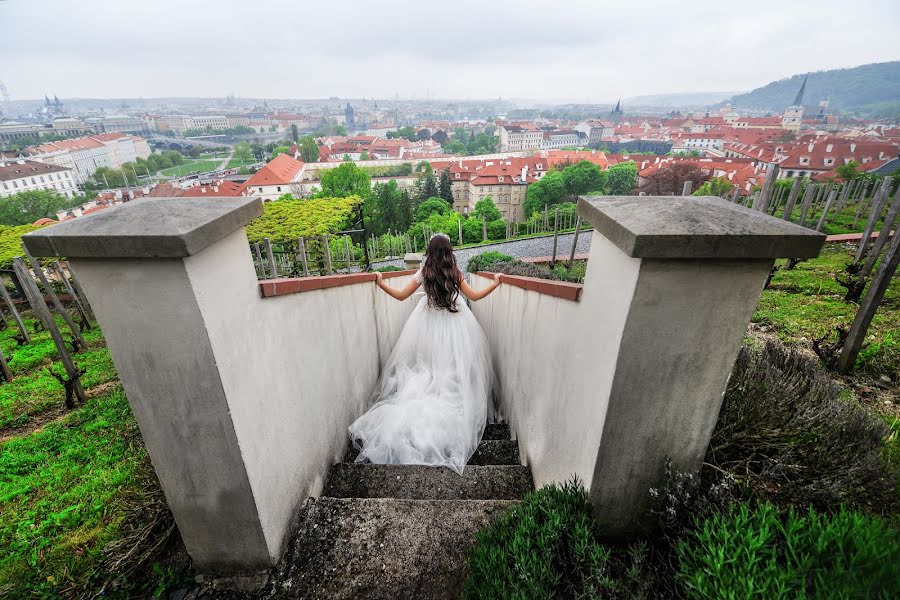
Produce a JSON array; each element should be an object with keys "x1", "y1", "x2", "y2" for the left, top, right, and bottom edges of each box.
[{"x1": 371, "y1": 231, "x2": 593, "y2": 271}]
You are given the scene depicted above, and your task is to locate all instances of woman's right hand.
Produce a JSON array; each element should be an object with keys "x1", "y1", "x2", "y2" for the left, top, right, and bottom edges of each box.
[{"x1": 493, "y1": 273, "x2": 503, "y2": 284}]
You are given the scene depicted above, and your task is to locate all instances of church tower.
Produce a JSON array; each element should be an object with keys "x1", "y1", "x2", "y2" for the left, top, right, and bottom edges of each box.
[
  {"x1": 782, "y1": 76, "x2": 806, "y2": 132},
  {"x1": 610, "y1": 99, "x2": 623, "y2": 123},
  {"x1": 344, "y1": 103, "x2": 356, "y2": 130}
]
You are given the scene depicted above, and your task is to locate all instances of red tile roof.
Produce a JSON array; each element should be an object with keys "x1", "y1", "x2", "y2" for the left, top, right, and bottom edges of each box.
[{"x1": 244, "y1": 154, "x2": 304, "y2": 186}]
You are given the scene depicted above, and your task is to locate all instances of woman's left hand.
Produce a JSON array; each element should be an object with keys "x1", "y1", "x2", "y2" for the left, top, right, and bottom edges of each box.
[
  {"x1": 494, "y1": 273, "x2": 503, "y2": 283},
  {"x1": 374, "y1": 271, "x2": 383, "y2": 282}
]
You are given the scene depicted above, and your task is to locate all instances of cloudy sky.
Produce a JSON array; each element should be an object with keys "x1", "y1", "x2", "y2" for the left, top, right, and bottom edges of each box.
[{"x1": 1, "y1": 0, "x2": 898, "y2": 102}]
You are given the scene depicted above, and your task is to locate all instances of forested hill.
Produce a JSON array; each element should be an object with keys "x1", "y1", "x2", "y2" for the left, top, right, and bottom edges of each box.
[{"x1": 729, "y1": 61, "x2": 900, "y2": 118}]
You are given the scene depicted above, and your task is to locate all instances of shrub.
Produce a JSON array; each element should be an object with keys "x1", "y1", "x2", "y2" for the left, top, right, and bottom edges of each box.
[
  {"x1": 709, "y1": 340, "x2": 897, "y2": 515},
  {"x1": 482, "y1": 258, "x2": 585, "y2": 283},
  {"x1": 464, "y1": 480, "x2": 655, "y2": 600},
  {"x1": 676, "y1": 501, "x2": 900, "y2": 599},
  {"x1": 466, "y1": 251, "x2": 513, "y2": 272},
  {"x1": 374, "y1": 265, "x2": 402, "y2": 272}
]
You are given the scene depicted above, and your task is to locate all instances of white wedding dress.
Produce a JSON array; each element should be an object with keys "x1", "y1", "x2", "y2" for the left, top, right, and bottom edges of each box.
[{"x1": 348, "y1": 269, "x2": 494, "y2": 475}]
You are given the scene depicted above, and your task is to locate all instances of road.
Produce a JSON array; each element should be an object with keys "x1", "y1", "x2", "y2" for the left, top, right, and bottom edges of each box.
[{"x1": 371, "y1": 231, "x2": 594, "y2": 271}]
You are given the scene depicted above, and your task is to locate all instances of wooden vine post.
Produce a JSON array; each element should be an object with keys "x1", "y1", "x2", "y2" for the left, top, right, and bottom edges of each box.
[
  {"x1": 0, "y1": 277, "x2": 30, "y2": 344},
  {"x1": 22, "y1": 244, "x2": 87, "y2": 349},
  {"x1": 781, "y1": 177, "x2": 802, "y2": 222},
  {"x1": 11, "y1": 257, "x2": 86, "y2": 405},
  {"x1": 836, "y1": 221, "x2": 900, "y2": 373},
  {"x1": 52, "y1": 261, "x2": 91, "y2": 330}
]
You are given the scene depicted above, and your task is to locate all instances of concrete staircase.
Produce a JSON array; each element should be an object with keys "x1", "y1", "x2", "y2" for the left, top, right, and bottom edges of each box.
[{"x1": 267, "y1": 423, "x2": 533, "y2": 599}]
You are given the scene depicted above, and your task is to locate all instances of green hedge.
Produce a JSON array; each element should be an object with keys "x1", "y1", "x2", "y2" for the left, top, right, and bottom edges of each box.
[{"x1": 466, "y1": 251, "x2": 513, "y2": 273}]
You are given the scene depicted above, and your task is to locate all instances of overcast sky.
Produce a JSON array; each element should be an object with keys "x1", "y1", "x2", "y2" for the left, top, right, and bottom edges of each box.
[{"x1": 1, "y1": 0, "x2": 898, "y2": 102}]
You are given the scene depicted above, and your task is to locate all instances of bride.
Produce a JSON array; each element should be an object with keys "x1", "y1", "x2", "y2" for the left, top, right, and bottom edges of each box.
[{"x1": 348, "y1": 234, "x2": 503, "y2": 475}]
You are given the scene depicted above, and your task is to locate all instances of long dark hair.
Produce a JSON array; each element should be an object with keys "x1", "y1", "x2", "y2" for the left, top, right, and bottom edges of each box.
[{"x1": 422, "y1": 235, "x2": 460, "y2": 312}]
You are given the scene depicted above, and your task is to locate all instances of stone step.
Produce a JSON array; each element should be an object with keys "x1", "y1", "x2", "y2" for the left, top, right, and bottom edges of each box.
[
  {"x1": 483, "y1": 422, "x2": 511, "y2": 440},
  {"x1": 344, "y1": 437, "x2": 520, "y2": 466},
  {"x1": 323, "y1": 463, "x2": 533, "y2": 500},
  {"x1": 268, "y1": 497, "x2": 516, "y2": 600}
]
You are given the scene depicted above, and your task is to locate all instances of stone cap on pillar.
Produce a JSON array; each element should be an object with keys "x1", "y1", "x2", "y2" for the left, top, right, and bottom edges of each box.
[
  {"x1": 22, "y1": 196, "x2": 263, "y2": 258},
  {"x1": 577, "y1": 195, "x2": 825, "y2": 259}
]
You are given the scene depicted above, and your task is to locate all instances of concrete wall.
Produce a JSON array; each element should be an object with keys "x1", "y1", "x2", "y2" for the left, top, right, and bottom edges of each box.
[
  {"x1": 71, "y1": 233, "x2": 420, "y2": 569},
  {"x1": 470, "y1": 231, "x2": 640, "y2": 487}
]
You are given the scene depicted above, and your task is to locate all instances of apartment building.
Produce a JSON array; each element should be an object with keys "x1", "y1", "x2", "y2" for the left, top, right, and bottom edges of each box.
[{"x1": 0, "y1": 159, "x2": 78, "y2": 198}]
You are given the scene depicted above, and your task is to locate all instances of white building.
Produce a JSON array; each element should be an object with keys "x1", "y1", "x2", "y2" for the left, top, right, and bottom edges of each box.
[
  {"x1": 29, "y1": 133, "x2": 152, "y2": 183},
  {"x1": 0, "y1": 159, "x2": 78, "y2": 198},
  {"x1": 498, "y1": 124, "x2": 544, "y2": 152},
  {"x1": 186, "y1": 115, "x2": 229, "y2": 131},
  {"x1": 540, "y1": 130, "x2": 582, "y2": 150}
]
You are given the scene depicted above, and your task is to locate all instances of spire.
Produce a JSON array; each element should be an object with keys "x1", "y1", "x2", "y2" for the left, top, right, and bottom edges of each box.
[
  {"x1": 614, "y1": 98, "x2": 621, "y2": 112},
  {"x1": 792, "y1": 76, "x2": 807, "y2": 107}
]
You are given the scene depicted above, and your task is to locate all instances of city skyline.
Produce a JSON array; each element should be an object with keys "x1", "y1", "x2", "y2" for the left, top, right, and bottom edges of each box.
[{"x1": 1, "y1": 0, "x2": 898, "y2": 102}]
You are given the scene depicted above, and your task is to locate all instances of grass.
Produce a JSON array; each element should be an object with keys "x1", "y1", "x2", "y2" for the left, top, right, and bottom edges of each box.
[
  {"x1": 226, "y1": 157, "x2": 249, "y2": 169},
  {"x1": 774, "y1": 195, "x2": 890, "y2": 236},
  {"x1": 754, "y1": 244, "x2": 900, "y2": 378},
  {"x1": 158, "y1": 159, "x2": 221, "y2": 177},
  {"x1": 0, "y1": 307, "x2": 184, "y2": 597}
]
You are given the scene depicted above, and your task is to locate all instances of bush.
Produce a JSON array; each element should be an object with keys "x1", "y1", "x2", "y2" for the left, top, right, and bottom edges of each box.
[
  {"x1": 709, "y1": 340, "x2": 897, "y2": 516},
  {"x1": 676, "y1": 501, "x2": 900, "y2": 599},
  {"x1": 375, "y1": 265, "x2": 402, "y2": 272},
  {"x1": 466, "y1": 251, "x2": 513, "y2": 272},
  {"x1": 464, "y1": 480, "x2": 655, "y2": 600},
  {"x1": 481, "y1": 258, "x2": 586, "y2": 283}
]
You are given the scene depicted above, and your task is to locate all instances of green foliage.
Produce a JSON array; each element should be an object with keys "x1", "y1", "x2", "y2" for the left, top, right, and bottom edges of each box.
[
  {"x1": 471, "y1": 196, "x2": 502, "y2": 222},
  {"x1": 0, "y1": 223, "x2": 44, "y2": 267},
  {"x1": 371, "y1": 181, "x2": 412, "y2": 235},
  {"x1": 561, "y1": 160, "x2": 607, "y2": 196},
  {"x1": 0, "y1": 190, "x2": 75, "y2": 226},
  {"x1": 676, "y1": 502, "x2": 900, "y2": 599},
  {"x1": 374, "y1": 265, "x2": 403, "y2": 272},
  {"x1": 524, "y1": 170, "x2": 566, "y2": 217},
  {"x1": 693, "y1": 177, "x2": 734, "y2": 198},
  {"x1": 386, "y1": 126, "x2": 417, "y2": 141},
  {"x1": 464, "y1": 480, "x2": 653, "y2": 600},
  {"x1": 606, "y1": 161, "x2": 638, "y2": 195},
  {"x1": 835, "y1": 160, "x2": 860, "y2": 181},
  {"x1": 415, "y1": 197, "x2": 452, "y2": 222},
  {"x1": 415, "y1": 168, "x2": 439, "y2": 201},
  {"x1": 244, "y1": 197, "x2": 360, "y2": 243},
  {"x1": 438, "y1": 169, "x2": 453, "y2": 203},
  {"x1": 297, "y1": 135, "x2": 319, "y2": 163},
  {"x1": 316, "y1": 162, "x2": 371, "y2": 199},
  {"x1": 362, "y1": 163, "x2": 413, "y2": 178},
  {"x1": 443, "y1": 127, "x2": 498, "y2": 155},
  {"x1": 466, "y1": 251, "x2": 513, "y2": 273}
]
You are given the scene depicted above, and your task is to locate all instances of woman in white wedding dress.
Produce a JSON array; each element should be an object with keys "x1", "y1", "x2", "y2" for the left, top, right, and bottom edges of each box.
[{"x1": 348, "y1": 234, "x2": 503, "y2": 475}]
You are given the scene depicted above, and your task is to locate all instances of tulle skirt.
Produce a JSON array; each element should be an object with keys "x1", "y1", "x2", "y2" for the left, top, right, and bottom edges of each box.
[{"x1": 348, "y1": 294, "x2": 493, "y2": 474}]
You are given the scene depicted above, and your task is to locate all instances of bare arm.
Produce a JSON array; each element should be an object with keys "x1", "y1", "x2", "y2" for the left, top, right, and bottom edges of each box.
[
  {"x1": 374, "y1": 271, "x2": 421, "y2": 301},
  {"x1": 460, "y1": 272, "x2": 503, "y2": 302}
]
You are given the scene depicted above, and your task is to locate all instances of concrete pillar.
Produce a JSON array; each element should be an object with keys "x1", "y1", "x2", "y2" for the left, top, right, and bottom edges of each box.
[
  {"x1": 576, "y1": 195, "x2": 824, "y2": 534},
  {"x1": 22, "y1": 196, "x2": 395, "y2": 573},
  {"x1": 404, "y1": 252, "x2": 423, "y2": 270}
]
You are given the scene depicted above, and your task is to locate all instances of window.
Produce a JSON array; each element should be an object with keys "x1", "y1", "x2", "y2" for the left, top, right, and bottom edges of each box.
[
  {"x1": 277, "y1": 186, "x2": 282, "y2": 192},
  {"x1": 259, "y1": 187, "x2": 263, "y2": 192}
]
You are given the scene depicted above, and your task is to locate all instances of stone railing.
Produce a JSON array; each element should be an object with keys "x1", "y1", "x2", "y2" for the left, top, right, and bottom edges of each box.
[
  {"x1": 22, "y1": 198, "x2": 420, "y2": 572},
  {"x1": 470, "y1": 195, "x2": 825, "y2": 535}
]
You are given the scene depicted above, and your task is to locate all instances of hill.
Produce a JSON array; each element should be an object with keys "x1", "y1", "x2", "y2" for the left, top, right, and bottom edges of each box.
[
  {"x1": 622, "y1": 91, "x2": 740, "y2": 108},
  {"x1": 729, "y1": 61, "x2": 900, "y2": 117}
]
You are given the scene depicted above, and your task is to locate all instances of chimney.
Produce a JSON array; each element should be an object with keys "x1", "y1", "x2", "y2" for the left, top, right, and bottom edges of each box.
[
  {"x1": 850, "y1": 143, "x2": 856, "y2": 152},
  {"x1": 521, "y1": 165, "x2": 527, "y2": 179},
  {"x1": 826, "y1": 143, "x2": 833, "y2": 152},
  {"x1": 808, "y1": 143, "x2": 814, "y2": 153}
]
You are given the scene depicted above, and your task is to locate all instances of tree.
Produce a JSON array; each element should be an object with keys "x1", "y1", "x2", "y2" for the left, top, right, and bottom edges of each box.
[
  {"x1": 416, "y1": 128, "x2": 432, "y2": 141},
  {"x1": 605, "y1": 161, "x2": 638, "y2": 195},
  {"x1": 416, "y1": 197, "x2": 452, "y2": 222},
  {"x1": 693, "y1": 177, "x2": 734, "y2": 198},
  {"x1": 359, "y1": 151, "x2": 369, "y2": 160},
  {"x1": 317, "y1": 162, "x2": 371, "y2": 199},
  {"x1": 291, "y1": 124, "x2": 299, "y2": 143},
  {"x1": 523, "y1": 171, "x2": 566, "y2": 216},
  {"x1": 0, "y1": 190, "x2": 75, "y2": 226},
  {"x1": 416, "y1": 166, "x2": 438, "y2": 201},
  {"x1": 431, "y1": 130, "x2": 449, "y2": 145},
  {"x1": 561, "y1": 161, "x2": 607, "y2": 197},
  {"x1": 835, "y1": 161, "x2": 860, "y2": 181},
  {"x1": 334, "y1": 125, "x2": 348, "y2": 136},
  {"x1": 233, "y1": 142, "x2": 252, "y2": 166},
  {"x1": 271, "y1": 145, "x2": 290, "y2": 159},
  {"x1": 638, "y1": 163, "x2": 709, "y2": 196},
  {"x1": 297, "y1": 135, "x2": 319, "y2": 163},
  {"x1": 472, "y1": 196, "x2": 502, "y2": 222},
  {"x1": 439, "y1": 169, "x2": 453, "y2": 203}
]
